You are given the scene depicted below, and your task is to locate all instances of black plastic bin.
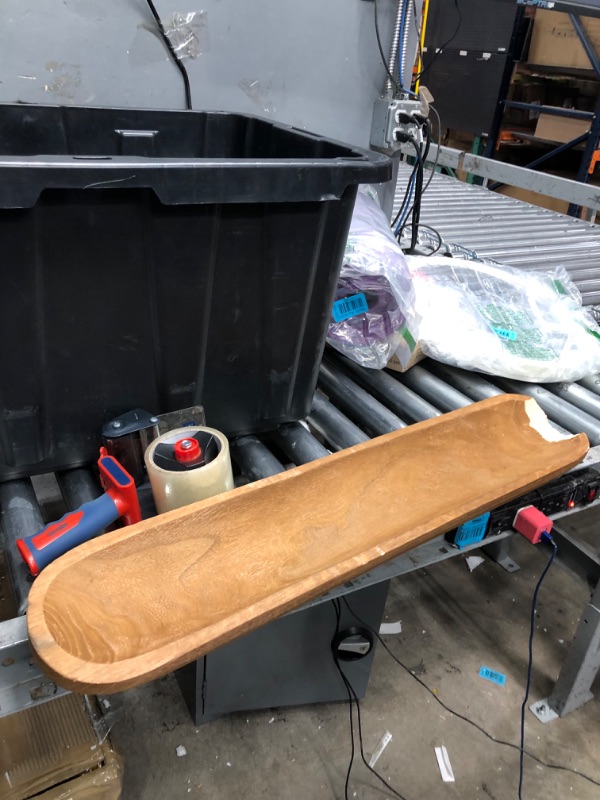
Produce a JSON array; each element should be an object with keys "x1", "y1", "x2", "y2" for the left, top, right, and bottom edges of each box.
[{"x1": 0, "y1": 104, "x2": 390, "y2": 480}]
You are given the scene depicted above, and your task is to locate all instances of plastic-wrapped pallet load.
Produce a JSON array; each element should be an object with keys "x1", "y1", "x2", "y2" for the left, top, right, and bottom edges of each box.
[
  {"x1": 398, "y1": 256, "x2": 600, "y2": 382},
  {"x1": 326, "y1": 187, "x2": 418, "y2": 369}
]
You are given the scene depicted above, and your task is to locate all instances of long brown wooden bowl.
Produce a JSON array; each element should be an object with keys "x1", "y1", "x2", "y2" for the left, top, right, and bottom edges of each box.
[{"x1": 26, "y1": 395, "x2": 588, "y2": 694}]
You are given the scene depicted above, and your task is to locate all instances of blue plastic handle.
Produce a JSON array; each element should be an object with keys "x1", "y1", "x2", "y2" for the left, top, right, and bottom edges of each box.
[{"x1": 17, "y1": 493, "x2": 119, "y2": 575}]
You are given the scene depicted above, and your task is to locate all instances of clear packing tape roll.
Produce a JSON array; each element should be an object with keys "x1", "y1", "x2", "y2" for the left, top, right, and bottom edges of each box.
[{"x1": 145, "y1": 426, "x2": 234, "y2": 513}]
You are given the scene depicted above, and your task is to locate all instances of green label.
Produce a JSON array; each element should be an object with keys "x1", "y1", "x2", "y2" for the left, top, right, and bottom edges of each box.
[
  {"x1": 476, "y1": 303, "x2": 557, "y2": 361},
  {"x1": 400, "y1": 325, "x2": 417, "y2": 351}
]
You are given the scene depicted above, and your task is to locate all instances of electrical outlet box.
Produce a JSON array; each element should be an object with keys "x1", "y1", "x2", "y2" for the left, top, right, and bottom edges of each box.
[{"x1": 370, "y1": 97, "x2": 428, "y2": 152}]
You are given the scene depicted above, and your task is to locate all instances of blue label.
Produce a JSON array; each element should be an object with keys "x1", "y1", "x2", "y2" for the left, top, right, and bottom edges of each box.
[
  {"x1": 455, "y1": 512, "x2": 490, "y2": 548},
  {"x1": 479, "y1": 666, "x2": 506, "y2": 686},
  {"x1": 332, "y1": 292, "x2": 369, "y2": 323},
  {"x1": 492, "y1": 327, "x2": 517, "y2": 342}
]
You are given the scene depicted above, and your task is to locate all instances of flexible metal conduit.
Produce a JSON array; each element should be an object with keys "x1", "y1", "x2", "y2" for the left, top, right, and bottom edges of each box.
[
  {"x1": 385, "y1": 0, "x2": 408, "y2": 95},
  {"x1": 399, "y1": 0, "x2": 413, "y2": 92}
]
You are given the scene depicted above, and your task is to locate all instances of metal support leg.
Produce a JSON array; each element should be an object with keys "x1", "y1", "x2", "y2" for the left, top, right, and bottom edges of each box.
[
  {"x1": 482, "y1": 534, "x2": 520, "y2": 573},
  {"x1": 484, "y1": 5, "x2": 527, "y2": 158},
  {"x1": 0, "y1": 616, "x2": 69, "y2": 717},
  {"x1": 531, "y1": 580, "x2": 600, "y2": 722}
]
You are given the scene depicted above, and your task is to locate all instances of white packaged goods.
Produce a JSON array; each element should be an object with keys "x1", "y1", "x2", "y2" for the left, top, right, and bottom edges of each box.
[{"x1": 402, "y1": 256, "x2": 600, "y2": 382}]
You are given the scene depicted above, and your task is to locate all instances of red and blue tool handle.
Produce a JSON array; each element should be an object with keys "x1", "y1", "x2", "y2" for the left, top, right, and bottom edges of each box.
[
  {"x1": 17, "y1": 452, "x2": 140, "y2": 577},
  {"x1": 17, "y1": 493, "x2": 121, "y2": 577}
]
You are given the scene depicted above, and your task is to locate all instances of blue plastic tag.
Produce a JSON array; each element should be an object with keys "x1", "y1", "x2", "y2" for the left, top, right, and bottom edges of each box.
[
  {"x1": 332, "y1": 292, "x2": 369, "y2": 323},
  {"x1": 479, "y1": 666, "x2": 506, "y2": 686},
  {"x1": 492, "y1": 327, "x2": 518, "y2": 342},
  {"x1": 454, "y1": 512, "x2": 490, "y2": 548}
]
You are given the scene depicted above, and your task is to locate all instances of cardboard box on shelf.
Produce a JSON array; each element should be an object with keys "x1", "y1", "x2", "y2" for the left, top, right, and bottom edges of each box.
[
  {"x1": 506, "y1": 76, "x2": 546, "y2": 127},
  {"x1": 0, "y1": 694, "x2": 122, "y2": 800},
  {"x1": 529, "y1": 10, "x2": 600, "y2": 70},
  {"x1": 534, "y1": 111, "x2": 590, "y2": 143}
]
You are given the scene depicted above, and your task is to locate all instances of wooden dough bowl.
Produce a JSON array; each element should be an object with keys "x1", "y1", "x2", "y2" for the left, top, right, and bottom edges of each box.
[{"x1": 27, "y1": 395, "x2": 588, "y2": 693}]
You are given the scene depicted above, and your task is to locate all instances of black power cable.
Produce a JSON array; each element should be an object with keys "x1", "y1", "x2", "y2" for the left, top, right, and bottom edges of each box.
[
  {"x1": 341, "y1": 597, "x2": 600, "y2": 792},
  {"x1": 395, "y1": 106, "x2": 444, "y2": 249},
  {"x1": 407, "y1": 121, "x2": 427, "y2": 253},
  {"x1": 372, "y1": 2, "x2": 441, "y2": 251},
  {"x1": 519, "y1": 535, "x2": 558, "y2": 800},
  {"x1": 391, "y1": 163, "x2": 419, "y2": 231},
  {"x1": 144, "y1": 0, "x2": 193, "y2": 110},
  {"x1": 423, "y1": 104, "x2": 443, "y2": 194},
  {"x1": 399, "y1": 222, "x2": 443, "y2": 255},
  {"x1": 331, "y1": 599, "x2": 409, "y2": 800},
  {"x1": 413, "y1": 0, "x2": 463, "y2": 84},
  {"x1": 391, "y1": 135, "x2": 423, "y2": 233},
  {"x1": 391, "y1": 132, "x2": 426, "y2": 253}
]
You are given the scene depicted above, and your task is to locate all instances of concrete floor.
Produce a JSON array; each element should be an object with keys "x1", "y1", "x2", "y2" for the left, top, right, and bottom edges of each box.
[{"x1": 105, "y1": 519, "x2": 600, "y2": 800}]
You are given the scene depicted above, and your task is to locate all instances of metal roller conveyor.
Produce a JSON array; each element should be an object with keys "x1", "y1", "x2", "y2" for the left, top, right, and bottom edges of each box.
[
  {"x1": 400, "y1": 166, "x2": 600, "y2": 309},
  {"x1": 0, "y1": 480, "x2": 71, "y2": 714},
  {"x1": 393, "y1": 364, "x2": 472, "y2": 412},
  {"x1": 229, "y1": 435, "x2": 285, "y2": 481},
  {"x1": 544, "y1": 381, "x2": 600, "y2": 419},
  {"x1": 338, "y1": 356, "x2": 441, "y2": 422},
  {"x1": 308, "y1": 390, "x2": 369, "y2": 450},
  {"x1": 495, "y1": 378, "x2": 600, "y2": 445},
  {"x1": 578, "y1": 374, "x2": 600, "y2": 396},
  {"x1": 425, "y1": 361, "x2": 506, "y2": 401},
  {"x1": 275, "y1": 422, "x2": 330, "y2": 465},
  {"x1": 0, "y1": 480, "x2": 42, "y2": 615},
  {"x1": 318, "y1": 358, "x2": 405, "y2": 435},
  {"x1": 56, "y1": 467, "x2": 102, "y2": 510}
]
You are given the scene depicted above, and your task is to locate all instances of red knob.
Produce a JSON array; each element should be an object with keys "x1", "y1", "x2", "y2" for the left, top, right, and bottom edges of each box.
[{"x1": 174, "y1": 437, "x2": 202, "y2": 463}]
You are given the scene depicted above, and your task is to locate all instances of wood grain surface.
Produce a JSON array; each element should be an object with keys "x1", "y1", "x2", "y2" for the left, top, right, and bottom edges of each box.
[{"x1": 27, "y1": 395, "x2": 588, "y2": 694}]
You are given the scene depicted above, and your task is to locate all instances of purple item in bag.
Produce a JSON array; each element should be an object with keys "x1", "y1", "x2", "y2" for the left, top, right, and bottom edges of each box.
[
  {"x1": 329, "y1": 274, "x2": 405, "y2": 348},
  {"x1": 325, "y1": 186, "x2": 416, "y2": 369}
]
